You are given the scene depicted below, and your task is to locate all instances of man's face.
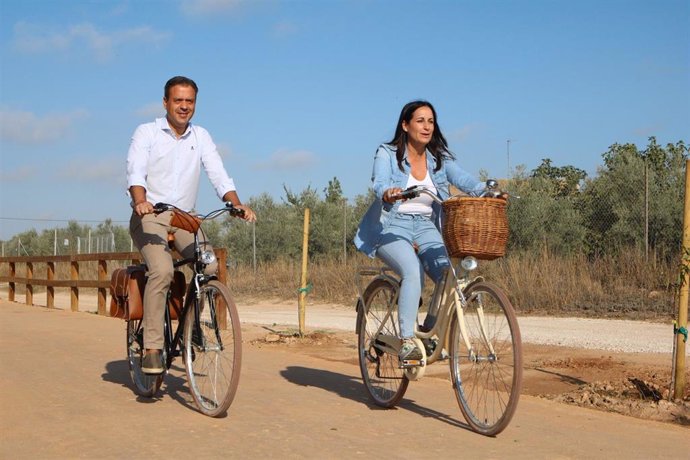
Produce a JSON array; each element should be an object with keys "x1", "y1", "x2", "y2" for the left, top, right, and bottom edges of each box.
[{"x1": 164, "y1": 84, "x2": 196, "y2": 134}]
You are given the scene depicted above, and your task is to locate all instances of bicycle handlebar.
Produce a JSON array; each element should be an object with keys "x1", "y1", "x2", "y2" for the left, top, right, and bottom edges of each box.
[
  {"x1": 390, "y1": 180, "x2": 515, "y2": 203},
  {"x1": 153, "y1": 202, "x2": 246, "y2": 220}
]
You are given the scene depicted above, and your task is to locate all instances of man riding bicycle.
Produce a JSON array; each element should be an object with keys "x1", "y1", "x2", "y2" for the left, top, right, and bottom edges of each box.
[{"x1": 126, "y1": 75, "x2": 256, "y2": 375}]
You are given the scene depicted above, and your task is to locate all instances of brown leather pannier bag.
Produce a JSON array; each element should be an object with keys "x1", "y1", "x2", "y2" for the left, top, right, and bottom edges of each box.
[
  {"x1": 110, "y1": 265, "x2": 146, "y2": 320},
  {"x1": 110, "y1": 266, "x2": 186, "y2": 320}
]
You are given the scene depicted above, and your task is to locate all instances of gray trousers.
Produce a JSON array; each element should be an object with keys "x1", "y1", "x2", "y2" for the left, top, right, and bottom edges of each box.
[{"x1": 129, "y1": 211, "x2": 217, "y2": 349}]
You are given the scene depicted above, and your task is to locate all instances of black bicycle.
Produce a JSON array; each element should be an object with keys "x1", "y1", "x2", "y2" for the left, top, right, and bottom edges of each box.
[{"x1": 126, "y1": 203, "x2": 244, "y2": 417}]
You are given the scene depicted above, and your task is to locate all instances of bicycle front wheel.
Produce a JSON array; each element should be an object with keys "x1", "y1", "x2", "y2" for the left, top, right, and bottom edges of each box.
[
  {"x1": 448, "y1": 281, "x2": 522, "y2": 436},
  {"x1": 183, "y1": 280, "x2": 242, "y2": 417},
  {"x1": 357, "y1": 278, "x2": 408, "y2": 407},
  {"x1": 127, "y1": 319, "x2": 163, "y2": 397}
]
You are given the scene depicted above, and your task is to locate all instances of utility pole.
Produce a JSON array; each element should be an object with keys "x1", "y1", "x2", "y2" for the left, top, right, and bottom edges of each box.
[
  {"x1": 343, "y1": 201, "x2": 347, "y2": 265},
  {"x1": 506, "y1": 139, "x2": 512, "y2": 178}
]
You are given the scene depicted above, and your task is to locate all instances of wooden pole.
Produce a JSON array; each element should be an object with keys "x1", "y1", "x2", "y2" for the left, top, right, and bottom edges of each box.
[
  {"x1": 70, "y1": 260, "x2": 79, "y2": 312},
  {"x1": 644, "y1": 155, "x2": 649, "y2": 262},
  {"x1": 97, "y1": 259, "x2": 107, "y2": 315},
  {"x1": 47, "y1": 262, "x2": 55, "y2": 308},
  {"x1": 298, "y1": 208, "x2": 310, "y2": 337},
  {"x1": 26, "y1": 262, "x2": 33, "y2": 306},
  {"x1": 216, "y1": 248, "x2": 228, "y2": 329},
  {"x1": 673, "y1": 159, "x2": 689, "y2": 400}
]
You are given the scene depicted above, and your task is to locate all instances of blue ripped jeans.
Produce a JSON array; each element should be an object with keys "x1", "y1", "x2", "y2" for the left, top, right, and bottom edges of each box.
[{"x1": 376, "y1": 213, "x2": 450, "y2": 339}]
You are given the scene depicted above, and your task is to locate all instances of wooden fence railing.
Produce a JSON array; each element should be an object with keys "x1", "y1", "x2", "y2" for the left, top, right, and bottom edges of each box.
[{"x1": 0, "y1": 249, "x2": 227, "y2": 316}]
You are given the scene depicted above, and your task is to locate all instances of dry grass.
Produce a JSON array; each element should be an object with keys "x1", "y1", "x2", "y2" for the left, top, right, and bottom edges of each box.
[
  {"x1": 225, "y1": 249, "x2": 676, "y2": 320},
  {"x1": 482, "y1": 249, "x2": 676, "y2": 318},
  {"x1": 2, "y1": 250, "x2": 678, "y2": 320}
]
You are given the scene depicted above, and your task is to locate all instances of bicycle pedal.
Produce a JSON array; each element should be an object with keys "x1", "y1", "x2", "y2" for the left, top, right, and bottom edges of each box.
[{"x1": 399, "y1": 358, "x2": 425, "y2": 368}]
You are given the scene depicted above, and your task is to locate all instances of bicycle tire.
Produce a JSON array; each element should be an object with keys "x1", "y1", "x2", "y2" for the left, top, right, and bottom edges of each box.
[
  {"x1": 127, "y1": 318, "x2": 163, "y2": 397},
  {"x1": 357, "y1": 278, "x2": 409, "y2": 407},
  {"x1": 183, "y1": 280, "x2": 242, "y2": 417},
  {"x1": 448, "y1": 281, "x2": 522, "y2": 436}
]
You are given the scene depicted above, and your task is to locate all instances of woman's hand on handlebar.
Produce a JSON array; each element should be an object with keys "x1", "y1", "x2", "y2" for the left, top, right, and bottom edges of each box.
[{"x1": 382, "y1": 187, "x2": 403, "y2": 204}]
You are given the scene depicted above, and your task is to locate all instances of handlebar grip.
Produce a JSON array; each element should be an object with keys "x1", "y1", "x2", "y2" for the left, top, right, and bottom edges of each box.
[
  {"x1": 395, "y1": 186, "x2": 422, "y2": 201},
  {"x1": 398, "y1": 190, "x2": 417, "y2": 200},
  {"x1": 153, "y1": 203, "x2": 172, "y2": 213},
  {"x1": 225, "y1": 203, "x2": 246, "y2": 218}
]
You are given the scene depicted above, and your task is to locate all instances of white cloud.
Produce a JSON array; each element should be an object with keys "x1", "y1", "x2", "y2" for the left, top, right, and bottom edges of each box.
[
  {"x1": 272, "y1": 21, "x2": 299, "y2": 38},
  {"x1": 253, "y1": 149, "x2": 317, "y2": 171},
  {"x1": 449, "y1": 123, "x2": 484, "y2": 142},
  {"x1": 58, "y1": 157, "x2": 124, "y2": 186},
  {"x1": 216, "y1": 143, "x2": 234, "y2": 160},
  {"x1": 135, "y1": 102, "x2": 165, "y2": 119},
  {"x1": 0, "y1": 165, "x2": 37, "y2": 182},
  {"x1": 180, "y1": 0, "x2": 247, "y2": 16},
  {"x1": 11, "y1": 21, "x2": 171, "y2": 63},
  {"x1": 0, "y1": 108, "x2": 88, "y2": 145},
  {"x1": 632, "y1": 124, "x2": 662, "y2": 138}
]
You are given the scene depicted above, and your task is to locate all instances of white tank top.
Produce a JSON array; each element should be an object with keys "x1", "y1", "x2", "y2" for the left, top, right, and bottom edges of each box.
[{"x1": 398, "y1": 171, "x2": 437, "y2": 217}]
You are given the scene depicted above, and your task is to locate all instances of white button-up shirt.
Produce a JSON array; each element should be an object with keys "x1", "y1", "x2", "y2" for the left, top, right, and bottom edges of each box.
[{"x1": 126, "y1": 117, "x2": 236, "y2": 211}]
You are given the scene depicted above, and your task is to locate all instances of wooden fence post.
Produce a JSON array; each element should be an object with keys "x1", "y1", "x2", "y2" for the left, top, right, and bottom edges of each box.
[
  {"x1": 70, "y1": 260, "x2": 79, "y2": 312},
  {"x1": 47, "y1": 262, "x2": 55, "y2": 308},
  {"x1": 98, "y1": 259, "x2": 107, "y2": 315},
  {"x1": 298, "y1": 208, "x2": 310, "y2": 337},
  {"x1": 216, "y1": 248, "x2": 228, "y2": 329},
  {"x1": 9, "y1": 262, "x2": 15, "y2": 302},
  {"x1": 26, "y1": 262, "x2": 33, "y2": 306},
  {"x1": 672, "y1": 159, "x2": 689, "y2": 400}
]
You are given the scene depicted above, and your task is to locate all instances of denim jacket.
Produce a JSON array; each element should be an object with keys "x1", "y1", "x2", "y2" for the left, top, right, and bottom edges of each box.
[{"x1": 353, "y1": 144, "x2": 485, "y2": 257}]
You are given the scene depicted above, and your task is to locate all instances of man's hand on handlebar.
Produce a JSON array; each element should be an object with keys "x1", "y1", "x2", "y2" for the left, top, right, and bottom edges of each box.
[
  {"x1": 233, "y1": 204, "x2": 257, "y2": 223},
  {"x1": 134, "y1": 201, "x2": 154, "y2": 216}
]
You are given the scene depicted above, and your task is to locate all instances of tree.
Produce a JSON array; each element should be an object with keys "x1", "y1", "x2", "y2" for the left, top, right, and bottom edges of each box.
[
  {"x1": 507, "y1": 161, "x2": 587, "y2": 254},
  {"x1": 531, "y1": 159, "x2": 587, "y2": 197},
  {"x1": 324, "y1": 177, "x2": 345, "y2": 204},
  {"x1": 580, "y1": 138, "x2": 687, "y2": 255}
]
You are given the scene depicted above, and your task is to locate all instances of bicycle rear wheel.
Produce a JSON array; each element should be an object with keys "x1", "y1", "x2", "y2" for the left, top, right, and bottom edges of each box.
[
  {"x1": 183, "y1": 280, "x2": 242, "y2": 417},
  {"x1": 448, "y1": 281, "x2": 522, "y2": 436},
  {"x1": 127, "y1": 319, "x2": 163, "y2": 397},
  {"x1": 357, "y1": 278, "x2": 408, "y2": 407}
]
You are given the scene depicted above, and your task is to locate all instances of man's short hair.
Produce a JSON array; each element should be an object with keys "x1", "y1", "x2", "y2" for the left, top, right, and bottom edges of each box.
[{"x1": 164, "y1": 76, "x2": 198, "y2": 99}]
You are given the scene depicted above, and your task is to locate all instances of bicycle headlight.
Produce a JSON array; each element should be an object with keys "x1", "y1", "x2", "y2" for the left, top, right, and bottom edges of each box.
[
  {"x1": 460, "y1": 256, "x2": 478, "y2": 271},
  {"x1": 201, "y1": 250, "x2": 216, "y2": 265}
]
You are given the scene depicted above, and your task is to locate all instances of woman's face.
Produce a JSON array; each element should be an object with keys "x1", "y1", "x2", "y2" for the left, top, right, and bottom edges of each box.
[{"x1": 402, "y1": 106, "x2": 434, "y2": 147}]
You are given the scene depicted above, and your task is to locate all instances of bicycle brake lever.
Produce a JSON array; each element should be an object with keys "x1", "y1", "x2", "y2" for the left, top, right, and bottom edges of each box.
[
  {"x1": 225, "y1": 202, "x2": 246, "y2": 218},
  {"x1": 399, "y1": 186, "x2": 422, "y2": 200},
  {"x1": 153, "y1": 203, "x2": 173, "y2": 213}
]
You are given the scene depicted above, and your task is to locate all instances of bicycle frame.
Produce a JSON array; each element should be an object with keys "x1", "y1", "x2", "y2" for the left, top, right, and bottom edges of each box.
[
  {"x1": 147, "y1": 203, "x2": 240, "y2": 368},
  {"x1": 356, "y1": 182, "x2": 522, "y2": 435},
  {"x1": 356, "y1": 257, "x2": 483, "y2": 368}
]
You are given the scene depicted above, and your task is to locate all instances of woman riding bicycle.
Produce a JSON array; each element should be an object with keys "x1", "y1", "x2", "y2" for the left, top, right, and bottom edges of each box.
[{"x1": 354, "y1": 100, "x2": 486, "y2": 363}]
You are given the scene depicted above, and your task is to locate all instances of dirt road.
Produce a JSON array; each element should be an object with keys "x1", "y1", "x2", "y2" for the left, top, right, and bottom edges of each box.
[{"x1": 0, "y1": 299, "x2": 687, "y2": 459}]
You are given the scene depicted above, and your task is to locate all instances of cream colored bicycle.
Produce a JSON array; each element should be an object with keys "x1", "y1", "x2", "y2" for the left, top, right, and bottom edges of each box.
[{"x1": 355, "y1": 183, "x2": 522, "y2": 436}]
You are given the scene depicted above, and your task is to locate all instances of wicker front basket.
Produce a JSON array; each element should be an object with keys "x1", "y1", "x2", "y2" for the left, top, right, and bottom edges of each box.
[{"x1": 441, "y1": 197, "x2": 508, "y2": 260}]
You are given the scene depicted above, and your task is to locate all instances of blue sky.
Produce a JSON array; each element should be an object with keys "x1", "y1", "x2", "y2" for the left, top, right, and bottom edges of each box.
[{"x1": 1, "y1": 0, "x2": 688, "y2": 240}]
